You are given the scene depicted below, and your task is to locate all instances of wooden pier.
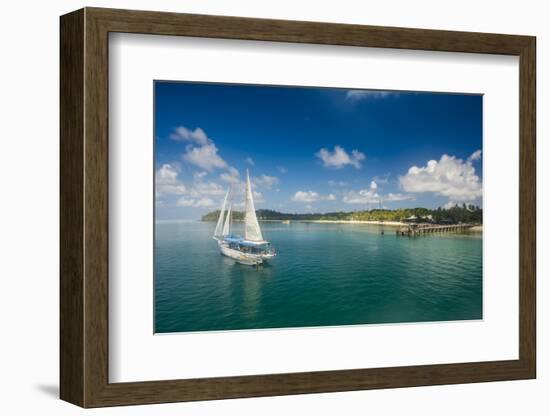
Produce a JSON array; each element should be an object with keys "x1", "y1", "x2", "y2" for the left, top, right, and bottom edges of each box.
[{"x1": 396, "y1": 223, "x2": 477, "y2": 236}]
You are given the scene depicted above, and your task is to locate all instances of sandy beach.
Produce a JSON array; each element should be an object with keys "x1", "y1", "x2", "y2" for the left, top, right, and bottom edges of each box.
[
  {"x1": 298, "y1": 220, "x2": 406, "y2": 226},
  {"x1": 291, "y1": 220, "x2": 483, "y2": 231}
]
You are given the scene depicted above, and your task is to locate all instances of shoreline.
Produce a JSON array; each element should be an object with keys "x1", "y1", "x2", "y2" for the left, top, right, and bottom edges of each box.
[
  {"x1": 205, "y1": 219, "x2": 407, "y2": 226},
  {"x1": 298, "y1": 219, "x2": 405, "y2": 226},
  {"x1": 197, "y1": 219, "x2": 483, "y2": 230}
]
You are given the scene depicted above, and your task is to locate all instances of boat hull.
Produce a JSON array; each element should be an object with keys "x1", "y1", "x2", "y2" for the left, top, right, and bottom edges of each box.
[{"x1": 218, "y1": 242, "x2": 263, "y2": 266}]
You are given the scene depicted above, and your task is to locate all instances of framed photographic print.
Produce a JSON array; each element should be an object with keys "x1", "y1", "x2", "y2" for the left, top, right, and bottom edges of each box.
[{"x1": 60, "y1": 7, "x2": 536, "y2": 408}]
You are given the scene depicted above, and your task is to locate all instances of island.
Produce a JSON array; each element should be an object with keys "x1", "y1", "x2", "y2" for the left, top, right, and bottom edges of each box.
[{"x1": 202, "y1": 204, "x2": 482, "y2": 227}]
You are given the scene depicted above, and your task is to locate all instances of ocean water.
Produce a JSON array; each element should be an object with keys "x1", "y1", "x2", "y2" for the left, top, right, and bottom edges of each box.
[{"x1": 154, "y1": 221, "x2": 482, "y2": 333}]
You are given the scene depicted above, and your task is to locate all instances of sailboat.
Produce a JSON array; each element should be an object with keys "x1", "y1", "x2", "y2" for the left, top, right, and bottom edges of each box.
[{"x1": 213, "y1": 169, "x2": 276, "y2": 266}]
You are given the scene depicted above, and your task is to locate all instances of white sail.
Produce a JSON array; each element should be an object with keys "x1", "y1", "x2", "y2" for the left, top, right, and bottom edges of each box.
[
  {"x1": 213, "y1": 189, "x2": 229, "y2": 238},
  {"x1": 222, "y1": 202, "x2": 232, "y2": 236},
  {"x1": 244, "y1": 169, "x2": 263, "y2": 241}
]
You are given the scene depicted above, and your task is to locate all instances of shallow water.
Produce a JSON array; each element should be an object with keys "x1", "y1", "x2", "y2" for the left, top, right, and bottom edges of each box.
[{"x1": 154, "y1": 221, "x2": 482, "y2": 333}]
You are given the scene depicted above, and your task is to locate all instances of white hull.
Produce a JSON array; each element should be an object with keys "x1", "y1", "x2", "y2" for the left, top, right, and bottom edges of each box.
[{"x1": 218, "y1": 242, "x2": 263, "y2": 266}]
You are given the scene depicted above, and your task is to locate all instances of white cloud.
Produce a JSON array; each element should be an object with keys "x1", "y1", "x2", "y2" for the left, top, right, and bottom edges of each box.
[
  {"x1": 195, "y1": 197, "x2": 215, "y2": 207},
  {"x1": 468, "y1": 149, "x2": 482, "y2": 162},
  {"x1": 183, "y1": 142, "x2": 228, "y2": 171},
  {"x1": 291, "y1": 190, "x2": 336, "y2": 203},
  {"x1": 277, "y1": 166, "x2": 288, "y2": 174},
  {"x1": 254, "y1": 174, "x2": 279, "y2": 189},
  {"x1": 157, "y1": 163, "x2": 233, "y2": 210},
  {"x1": 188, "y1": 180, "x2": 226, "y2": 197},
  {"x1": 253, "y1": 190, "x2": 265, "y2": 204},
  {"x1": 343, "y1": 186, "x2": 414, "y2": 205},
  {"x1": 385, "y1": 193, "x2": 415, "y2": 202},
  {"x1": 176, "y1": 198, "x2": 195, "y2": 207},
  {"x1": 220, "y1": 166, "x2": 240, "y2": 184},
  {"x1": 170, "y1": 126, "x2": 209, "y2": 145},
  {"x1": 171, "y1": 126, "x2": 228, "y2": 172},
  {"x1": 156, "y1": 163, "x2": 178, "y2": 183},
  {"x1": 399, "y1": 153, "x2": 482, "y2": 202},
  {"x1": 346, "y1": 90, "x2": 393, "y2": 101},
  {"x1": 177, "y1": 197, "x2": 215, "y2": 208},
  {"x1": 245, "y1": 157, "x2": 255, "y2": 166},
  {"x1": 343, "y1": 189, "x2": 380, "y2": 204},
  {"x1": 292, "y1": 190, "x2": 319, "y2": 203},
  {"x1": 316, "y1": 146, "x2": 365, "y2": 169},
  {"x1": 155, "y1": 164, "x2": 186, "y2": 196},
  {"x1": 193, "y1": 171, "x2": 208, "y2": 181}
]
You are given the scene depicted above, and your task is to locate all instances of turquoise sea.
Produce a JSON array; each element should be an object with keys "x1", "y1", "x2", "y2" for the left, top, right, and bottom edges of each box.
[{"x1": 154, "y1": 221, "x2": 482, "y2": 333}]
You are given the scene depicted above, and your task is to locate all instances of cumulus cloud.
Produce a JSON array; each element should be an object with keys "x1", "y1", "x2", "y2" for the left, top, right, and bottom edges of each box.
[
  {"x1": 156, "y1": 163, "x2": 178, "y2": 183},
  {"x1": 170, "y1": 126, "x2": 228, "y2": 172},
  {"x1": 340, "y1": 180, "x2": 381, "y2": 203},
  {"x1": 316, "y1": 146, "x2": 365, "y2": 169},
  {"x1": 343, "y1": 181, "x2": 414, "y2": 204},
  {"x1": 291, "y1": 191, "x2": 337, "y2": 203},
  {"x1": 253, "y1": 190, "x2": 265, "y2": 204},
  {"x1": 176, "y1": 197, "x2": 215, "y2": 208},
  {"x1": 385, "y1": 193, "x2": 415, "y2": 202},
  {"x1": 343, "y1": 189, "x2": 379, "y2": 204},
  {"x1": 193, "y1": 171, "x2": 208, "y2": 181},
  {"x1": 468, "y1": 149, "x2": 482, "y2": 162},
  {"x1": 170, "y1": 126, "x2": 209, "y2": 145},
  {"x1": 292, "y1": 190, "x2": 319, "y2": 203},
  {"x1": 292, "y1": 190, "x2": 318, "y2": 203},
  {"x1": 399, "y1": 151, "x2": 482, "y2": 202},
  {"x1": 155, "y1": 164, "x2": 186, "y2": 196},
  {"x1": 220, "y1": 166, "x2": 240, "y2": 184},
  {"x1": 188, "y1": 180, "x2": 226, "y2": 197},
  {"x1": 254, "y1": 174, "x2": 279, "y2": 189},
  {"x1": 156, "y1": 159, "x2": 237, "y2": 210},
  {"x1": 176, "y1": 198, "x2": 195, "y2": 207},
  {"x1": 195, "y1": 197, "x2": 215, "y2": 207},
  {"x1": 183, "y1": 142, "x2": 227, "y2": 171}
]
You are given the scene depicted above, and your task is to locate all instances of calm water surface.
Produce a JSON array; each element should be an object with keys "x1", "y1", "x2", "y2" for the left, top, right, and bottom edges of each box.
[{"x1": 154, "y1": 221, "x2": 482, "y2": 333}]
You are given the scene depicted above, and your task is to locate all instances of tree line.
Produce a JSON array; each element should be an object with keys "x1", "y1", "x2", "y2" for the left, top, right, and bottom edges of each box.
[{"x1": 201, "y1": 204, "x2": 482, "y2": 224}]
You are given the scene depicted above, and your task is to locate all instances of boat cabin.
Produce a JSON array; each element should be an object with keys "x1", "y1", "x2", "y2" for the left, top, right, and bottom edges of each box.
[{"x1": 224, "y1": 236, "x2": 274, "y2": 255}]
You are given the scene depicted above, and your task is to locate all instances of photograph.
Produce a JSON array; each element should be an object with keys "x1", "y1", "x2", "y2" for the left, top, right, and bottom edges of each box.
[{"x1": 154, "y1": 81, "x2": 483, "y2": 333}]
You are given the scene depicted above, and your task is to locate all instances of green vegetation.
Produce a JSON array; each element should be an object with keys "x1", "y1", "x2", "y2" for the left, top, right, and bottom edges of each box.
[{"x1": 201, "y1": 204, "x2": 482, "y2": 224}]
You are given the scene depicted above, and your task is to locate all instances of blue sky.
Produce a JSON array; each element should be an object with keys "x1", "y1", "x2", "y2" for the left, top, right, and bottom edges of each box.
[{"x1": 155, "y1": 81, "x2": 482, "y2": 220}]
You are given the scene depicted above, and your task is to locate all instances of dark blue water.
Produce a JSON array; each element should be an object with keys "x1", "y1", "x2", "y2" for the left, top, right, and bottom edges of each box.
[{"x1": 154, "y1": 221, "x2": 482, "y2": 333}]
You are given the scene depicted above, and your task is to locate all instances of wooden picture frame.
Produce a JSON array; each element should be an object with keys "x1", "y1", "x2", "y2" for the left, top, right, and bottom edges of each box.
[{"x1": 60, "y1": 7, "x2": 536, "y2": 408}]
